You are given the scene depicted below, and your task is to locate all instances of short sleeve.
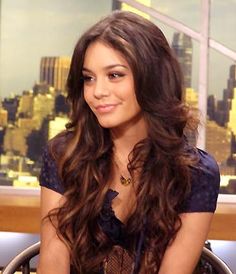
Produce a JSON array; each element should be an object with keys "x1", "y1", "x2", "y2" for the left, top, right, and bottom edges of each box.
[
  {"x1": 179, "y1": 149, "x2": 220, "y2": 213},
  {"x1": 39, "y1": 146, "x2": 64, "y2": 194}
]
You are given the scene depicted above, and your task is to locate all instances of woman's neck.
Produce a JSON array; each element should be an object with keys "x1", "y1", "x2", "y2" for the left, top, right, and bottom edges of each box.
[{"x1": 111, "y1": 118, "x2": 148, "y2": 160}]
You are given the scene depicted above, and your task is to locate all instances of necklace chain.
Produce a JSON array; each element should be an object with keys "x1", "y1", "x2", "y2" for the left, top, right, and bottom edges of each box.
[{"x1": 113, "y1": 154, "x2": 132, "y2": 186}]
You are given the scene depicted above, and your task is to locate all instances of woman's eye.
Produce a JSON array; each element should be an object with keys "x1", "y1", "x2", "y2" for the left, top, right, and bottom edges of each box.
[
  {"x1": 108, "y1": 72, "x2": 124, "y2": 79},
  {"x1": 81, "y1": 75, "x2": 94, "y2": 82}
]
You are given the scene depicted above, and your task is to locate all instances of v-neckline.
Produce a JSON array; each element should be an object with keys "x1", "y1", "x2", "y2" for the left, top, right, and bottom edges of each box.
[{"x1": 106, "y1": 188, "x2": 125, "y2": 225}]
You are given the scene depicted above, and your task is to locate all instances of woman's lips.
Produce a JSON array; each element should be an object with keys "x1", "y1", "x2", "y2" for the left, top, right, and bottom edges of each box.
[{"x1": 95, "y1": 104, "x2": 118, "y2": 113}]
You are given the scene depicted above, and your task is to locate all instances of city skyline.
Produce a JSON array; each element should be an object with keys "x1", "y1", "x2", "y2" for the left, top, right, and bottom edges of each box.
[
  {"x1": 0, "y1": 0, "x2": 235, "y2": 100},
  {"x1": 0, "y1": 37, "x2": 236, "y2": 191},
  {"x1": 0, "y1": 57, "x2": 236, "y2": 190}
]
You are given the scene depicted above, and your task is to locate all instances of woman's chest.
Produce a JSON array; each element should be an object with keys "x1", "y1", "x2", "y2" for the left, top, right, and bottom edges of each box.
[{"x1": 108, "y1": 179, "x2": 137, "y2": 224}]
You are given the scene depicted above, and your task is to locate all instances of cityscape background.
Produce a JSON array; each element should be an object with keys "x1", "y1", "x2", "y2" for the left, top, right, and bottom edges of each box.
[{"x1": 0, "y1": 0, "x2": 235, "y2": 193}]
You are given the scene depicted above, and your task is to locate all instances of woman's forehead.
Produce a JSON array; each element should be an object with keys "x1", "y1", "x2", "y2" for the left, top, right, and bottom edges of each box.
[{"x1": 83, "y1": 41, "x2": 130, "y2": 70}]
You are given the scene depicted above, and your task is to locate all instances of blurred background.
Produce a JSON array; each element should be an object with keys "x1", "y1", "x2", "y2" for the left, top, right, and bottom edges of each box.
[{"x1": 0, "y1": 0, "x2": 235, "y2": 196}]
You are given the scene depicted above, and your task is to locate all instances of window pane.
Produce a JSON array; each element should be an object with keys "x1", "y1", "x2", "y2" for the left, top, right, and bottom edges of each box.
[
  {"x1": 207, "y1": 51, "x2": 236, "y2": 195},
  {"x1": 151, "y1": 0, "x2": 201, "y2": 32},
  {"x1": 210, "y1": 0, "x2": 236, "y2": 49},
  {"x1": 206, "y1": 0, "x2": 236, "y2": 195},
  {"x1": 0, "y1": 0, "x2": 113, "y2": 189}
]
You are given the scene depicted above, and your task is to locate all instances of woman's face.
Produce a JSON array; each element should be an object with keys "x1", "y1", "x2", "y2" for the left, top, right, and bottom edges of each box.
[{"x1": 82, "y1": 41, "x2": 145, "y2": 131}]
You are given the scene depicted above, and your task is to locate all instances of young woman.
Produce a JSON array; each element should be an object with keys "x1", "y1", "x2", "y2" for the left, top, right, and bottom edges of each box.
[{"x1": 37, "y1": 11, "x2": 220, "y2": 274}]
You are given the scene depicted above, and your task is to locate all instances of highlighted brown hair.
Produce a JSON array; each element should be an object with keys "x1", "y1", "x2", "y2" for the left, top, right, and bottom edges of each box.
[{"x1": 49, "y1": 11, "x2": 199, "y2": 273}]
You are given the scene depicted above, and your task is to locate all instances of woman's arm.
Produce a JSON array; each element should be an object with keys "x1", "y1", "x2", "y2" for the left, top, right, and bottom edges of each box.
[
  {"x1": 158, "y1": 212, "x2": 213, "y2": 274},
  {"x1": 37, "y1": 187, "x2": 70, "y2": 274}
]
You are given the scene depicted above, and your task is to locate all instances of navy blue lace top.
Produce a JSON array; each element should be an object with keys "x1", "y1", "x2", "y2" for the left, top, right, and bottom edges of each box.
[{"x1": 39, "y1": 147, "x2": 220, "y2": 273}]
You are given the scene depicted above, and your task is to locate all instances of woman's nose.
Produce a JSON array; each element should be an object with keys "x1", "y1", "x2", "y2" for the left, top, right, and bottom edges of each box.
[{"x1": 93, "y1": 78, "x2": 110, "y2": 99}]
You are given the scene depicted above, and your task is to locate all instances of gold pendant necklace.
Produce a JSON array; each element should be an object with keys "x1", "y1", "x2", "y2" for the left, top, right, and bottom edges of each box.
[
  {"x1": 120, "y1": 175, "x2": 132, "y2": 186},
  {"x1": 113, "y1": 154, "x2": 132, "y2": 186}
]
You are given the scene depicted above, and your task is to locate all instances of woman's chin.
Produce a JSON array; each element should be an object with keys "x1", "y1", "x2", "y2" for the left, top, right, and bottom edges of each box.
[{"x1": 98, "y1": 121, "x2": 118, "y2": 129}]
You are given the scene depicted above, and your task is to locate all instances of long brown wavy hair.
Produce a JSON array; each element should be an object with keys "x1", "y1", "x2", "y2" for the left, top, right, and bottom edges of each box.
[{"x1": 48, "y1": 11, "x2": 199, "y2": 273}]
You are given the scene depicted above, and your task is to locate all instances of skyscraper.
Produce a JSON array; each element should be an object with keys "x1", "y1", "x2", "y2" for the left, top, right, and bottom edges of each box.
[
  {"x1": 0, "y1": 100, "x2": 8, "y2": 127},
  {"x1": 3, "y1": 126, "x2": 28, "y2": 156},
  {"x1": 0, "y1": 109, "x2": 7, "y2": 127},
  {"x1": 112, "y1": 0, "x2": 121, "y2": 10},
  {"x1": 40, "y1": 57, "x2": 71, "y2": 93},
  {"x1": 2, "y1": 97, "x2": 19, "y2": 123},
  {"x1": 206, "y1": 120, "x2": 231, "y2": 168},
  {"x1": 228, "y1": 87, "x2": 236, "y2": 135},
  {"x1": 17, "y1": 90, "x2": 34, "y2": 118},
  {"x1": 33, "y1": 93, "x2": 55, "y2": 130},
  {"x1": 214, "y1": 64, "x2": 236, "y2": 127},
  {"x1": 211, "y1": 64, "x2": 236, "y2": 176},
  {"x1": 172, "y1": 32, "x2": 193, "y2": 89},
  {"x1": 228, "y1": 64, "x2": 236, "y2": 91}
]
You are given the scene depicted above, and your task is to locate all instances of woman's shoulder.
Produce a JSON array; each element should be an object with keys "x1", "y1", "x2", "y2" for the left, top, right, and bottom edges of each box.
[
  {"x1": 185, "y1": 145, "x2": 220, "y2": 181},
  {"x1": 192, "y1": 148, "x2": 220, "y2": 187},
  {"x1": 39, "y1": 130, "x2": 73, "y2": 194},
  {"x1": 196, "y1": 148, "x2": 220, "y2": 176},
  {"x1": 179, "y1": 148, "x2": 220, "y2": 213},
  {"x1": 39, "y1": 144, "x2": 64, "y2": 194}
]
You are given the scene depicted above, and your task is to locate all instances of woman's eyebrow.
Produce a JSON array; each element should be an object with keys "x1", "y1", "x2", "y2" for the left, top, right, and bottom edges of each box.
[
  {"x1": 104, "y1": 64, "x2": 129, "y2": 70},
  {"x1": 82, "y1": 67, "x2": 92, "y2": 72},
  {"x1": 82, "y1": 64, "x2": 129, "y2": 72}
]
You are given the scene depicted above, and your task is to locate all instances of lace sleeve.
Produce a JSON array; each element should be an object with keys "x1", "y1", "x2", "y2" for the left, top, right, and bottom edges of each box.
[{"x1": 39, "y1": 146, "x2": 64, "y2": 194}]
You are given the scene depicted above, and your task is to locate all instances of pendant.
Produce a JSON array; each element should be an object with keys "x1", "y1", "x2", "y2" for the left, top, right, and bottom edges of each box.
[{"x1": 120, "y1": 175, "x2": 132, "y2": 186}]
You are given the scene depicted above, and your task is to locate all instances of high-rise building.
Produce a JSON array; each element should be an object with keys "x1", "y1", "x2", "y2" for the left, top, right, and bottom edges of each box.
[
  {"x1": 226, "y1": 132, "x2": 236, "y2": 175},
  {"x1": 55, "y1": 94, "x2": 70, "y2": 115},
  {"x1": 228, "y1": 87, "x2": 236, "y2": 135},
  {"x1": 209, "y1": 64, "x2": 236, "y2": 176},
  {"x1": 206, "y1": 120, "x2": 231, "y2": 171},
  {"x1": 228, "y1": 64, "x2": 236, "y2": 91},
  {"x1": 172, "y1": 32, "x2": 193, "y2": 89},
  {"x1": 0, "y1": 128, "x2": 5, "y2": 154},
  {"x1": 3, "y1": 126, "x2": 28, "y2": 156},
  {"x1": 17, "y1": 90, "x2": 34, "y2": 118},
  {"x1": 2, "y1": 97, "x2": 19, "y2": 123},
  {"x1": 112, "y1": 0, "x2": 121, "y2": 10},
  {"x1": 207, "y1": 95, "x2": 216, "y2": 121},
  {"x1": 215, "y1": 64, "x2": 236, "y2": 127},
  {"x1": 0, "y1": 108, "x2": 8, "y2": 127},
  {"x1": 17, "y1": 117, "x2": 35, "y2": 131},
  {"x1": 33, "y1": 82, "x2": 52, "y2": 95},
  {"x1": 33, "y1": 93, "x2": 55, "y2": 130},
  {"x1": 40, "y1": 57, "x2": 71, "y2": 93}
]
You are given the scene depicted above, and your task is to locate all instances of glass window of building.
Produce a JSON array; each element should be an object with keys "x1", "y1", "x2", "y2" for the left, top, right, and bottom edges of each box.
[
  {"x1": 116, "y1": 0, "x2": 236, "y2": 197},
  {"x1": 0, "y1": 0, "x2": 235, "y2": 198},
  {"x1": 0, "y1": 0, "x2": 114, "y2": 190},
  {"x1": 206, "y1": 0, "x2": 236, "y2": 196}
]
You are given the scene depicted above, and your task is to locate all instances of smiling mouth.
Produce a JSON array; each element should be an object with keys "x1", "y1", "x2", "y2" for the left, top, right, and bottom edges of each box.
[{"x1": 95, "y1": 104, "x2": 118, "y2": 113}]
